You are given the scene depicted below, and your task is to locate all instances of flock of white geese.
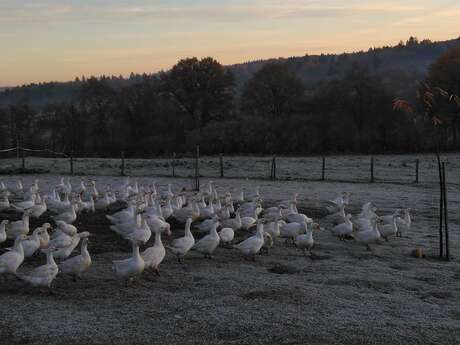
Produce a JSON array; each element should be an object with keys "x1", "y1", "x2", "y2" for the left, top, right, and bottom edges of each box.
[{"x1": 0, "y1": 177, "x2": 412, "y2": 290}]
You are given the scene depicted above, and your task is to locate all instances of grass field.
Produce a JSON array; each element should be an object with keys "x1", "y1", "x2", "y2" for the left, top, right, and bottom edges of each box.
[{"x1": 0, "y1": 167, "x2": 459, "y2": 344}]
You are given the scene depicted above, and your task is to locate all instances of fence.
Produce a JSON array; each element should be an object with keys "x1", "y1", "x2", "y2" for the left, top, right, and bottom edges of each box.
[{"x1": 0, "y1": 145, "x2": 458, "y2": 186}]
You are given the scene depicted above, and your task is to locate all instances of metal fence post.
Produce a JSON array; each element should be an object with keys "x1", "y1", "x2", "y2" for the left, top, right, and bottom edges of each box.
[
  {"x1": 172, "y1": 152, "x2": 176, "y2": 177},
  {"x1": 321, "y1": 157, "x2": 326, "y2": 181},
  {"x1": 415, "y1": 159, "x2": 419, "y2": 183},
  {"x1": 121, "y1": 151, "x2": 125, "y2": 176},
  {"x1": 21, "y1": 150, "x2": 25, "y2": 171},
  {"x1": 195, "y1": 145, "x2": 200, "y2": 191},
  {"x1": 220, "y1": 153, "x2": 224, "y2": 178},
  {"x1": 70, "y1": 153, "x2": 74, "y2": 175},
  {"x1": 370, "y1": 156, "x2": 374, "y2": 183}
]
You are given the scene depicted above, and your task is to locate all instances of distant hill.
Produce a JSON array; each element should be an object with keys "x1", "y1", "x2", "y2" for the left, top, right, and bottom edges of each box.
[{"x1": 1, "y1": 36, "x2": 459, "y2": 108}]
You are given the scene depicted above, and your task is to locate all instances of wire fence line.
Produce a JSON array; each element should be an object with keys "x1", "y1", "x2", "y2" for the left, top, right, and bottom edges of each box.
[{"x1": 0, "y1": 146, "x2": 457, "y2": 185}]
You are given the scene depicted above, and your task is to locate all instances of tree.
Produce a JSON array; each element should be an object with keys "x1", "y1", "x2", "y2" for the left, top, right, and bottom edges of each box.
[
  {"x1": 161, "y1": 57, "x2": 235, "y2": 129},
  {"x1": 241, "y1": 63, "x2": 305, "y2": 119}
]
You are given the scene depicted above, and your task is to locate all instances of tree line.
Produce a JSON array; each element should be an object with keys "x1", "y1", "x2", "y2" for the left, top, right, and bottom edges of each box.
[{"x1": 0, "y1": 44, "x2": 459, "y2": 157}]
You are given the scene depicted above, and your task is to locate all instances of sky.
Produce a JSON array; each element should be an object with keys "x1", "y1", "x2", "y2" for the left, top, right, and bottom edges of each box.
[{"x1": 0, "y1": 0, "x2": 459, "y2": 86}]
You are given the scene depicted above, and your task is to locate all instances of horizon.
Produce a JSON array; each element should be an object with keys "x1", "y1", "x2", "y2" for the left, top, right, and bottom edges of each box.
[{"x1": 1, "y1": 0, "x2": 460, "y2": 86}]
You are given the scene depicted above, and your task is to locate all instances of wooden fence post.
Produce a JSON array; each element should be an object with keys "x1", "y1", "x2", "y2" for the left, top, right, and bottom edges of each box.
[
  {"x1": 219, "y1": 154, "x2": 224, "y2": 178},
  {"x1": 321, "y1": 157, "x2": 325, "y2": 181},
  {"x1": 370, "y1": 156, "x2": 374, "y2": 183},
  {"x1": 442, "y1": 162, "x2": 449, "y2": 261},
  {"x1": 195, "y1": 145, "x2": 200, "y2": 191},
  {"x1": 70, "y1": 153, "x2": 74, "y2": 175},
  {"x1": 415, "y1": 159, "x2": 419, "y2": 183},
  {"x1": 121, "y1": 151, "x2": 125, "y2": 176},
  {"x1": 436, "y1": 153, "x2": 444, "y2": 258},
  {"x1": 172, "y1": 152, "x2": 176, "y2": 177}
]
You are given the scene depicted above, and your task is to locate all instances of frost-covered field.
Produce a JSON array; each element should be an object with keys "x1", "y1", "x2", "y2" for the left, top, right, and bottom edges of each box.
[
  {"x1": 2, "y1": 153, "x2": 460, "y2": 184},
  {"x1": 0, "y1": 173, "x2": 459, "y2": 345}
]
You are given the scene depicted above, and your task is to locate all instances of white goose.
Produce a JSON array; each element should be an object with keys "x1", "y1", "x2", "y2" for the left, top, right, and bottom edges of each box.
[
  {"x1": 218, "y1": 227, "x2": 234, "y2": 247},
  {"x1": 145, "y1": 215, "x2": 172, "y2": 237},
  {"x1": 0, "y1": 220, "x2": 8, "y2": 244},
  {"x1": 37, "y1": 223, "x2": 52, "y2": 249},
  {"x1": 112, "y1": 215, "x2": 152, "y2": 244},
  {"x1": 0, "y1": 234, "x2": 27, "y2": 275},
  {"x1": 95, "y1": 192, "x2": 111, "y2": 210},
  {"x1": 330, "y1": 214, "x2": 353, "y2": 240},
  {"x1": 0, "y1": 192, "x2": 10, "y2": 211},
  {"x1": 58, "y1": 237, "x2": 91, "y2": 280},
  {"x1": 352, "y1": 218, "x2": 381, "y2": 251},
  {"x1": 241, "y1": 209, "x2": 258, "y2": 230},
  {"x1": 112, "y1": 240, "x2": 145, "y2": 281},
  {"x1": 167, "y1": 218, "x2": 195, "y2": 263},
  {"x1": 12, "y1": 194, "x2": 36, "y2": 211},
  {"x1": 220, "y1": 211, "x2": 242, "y2": 231},
  {"x1": 141, "y1": 229, "x2": 165, "y2": 275},
  {"x1": 396, "y1": 208, "x2": 411, "y2": 237},
  {"x1": 295, "y1": 223, "x2": 320, "y2": 255},
  {"x1": 18, "y1": 227, "x2": 44, "y2": 258},
  {"x1": 27, "y1": 196, "x2": 47, "y2": 218},
  {"x1": 6, "y1": 210, "x2": 31, "y2": 239},
  {"x1": 17, "y1": 247, "x2": 59, "y2": 288},
  {"x1": 52, "y1": 203, "x2": 77, "y2": 224},
  {"x1": 53, "y1": 232, "x2": 90, "y2": 260},
  {"x1": 233, "y1": 221, "x2": 265, "y2": 260},
  {"x1": 378, "y1": 215, "x2": 398, "y2": 241},
  {"x1": 192, "y1": 221, "x2": 220, "y2": 258},
  {"x1": 106, "y1": 204, "x2": 137, "y2": 224}
]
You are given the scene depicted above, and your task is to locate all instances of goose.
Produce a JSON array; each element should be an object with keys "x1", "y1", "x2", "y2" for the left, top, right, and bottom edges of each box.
[
  {"x1": 6, "y1": 210, "x2": 30, "y2": 239},
  {"x1": 379, "y1": 209, "x2": 402, "y2": 224},
  {"x1": 0, "y1": 234, "x2": 27, "y2": 275},
  {"x1": 218, "y1": 227, "x2": 234, "y2": 247},
  {"x1": 325, "y1": 192, "x2": 351, "y2": 213},
  {"x1": 0, "y1": 192, "x2": 10, "y2": 211},
  {"x1": 12, "y1": 194, "x2": 36, "y2": 211},
  {"x1": 192, "y1": 221, "x2": 220, "y2": 258},
  {"x1": 52, "y1": 203, "x2": 77, "y2": 224},
  {"x1": 54, "y1": 220, "x2": 78, "y2": 237},
  {"x1": 286, "y1": 212, "x2": 313, "y2": 224},
  {"x1": 112, "y1": 240, "x2": 145, "y2": 282},
  {"x1": 58, "y1": 237, "x2": 91, "y2": 280},
  {"x1": 163, "y1": 183, "x2": 174, "y2": 200},
  {"x1": 95, "y1": 192, "x2": 111, "y2": 210},
  {"x1": 328, "y1": 204, "x2": 347, "y2": 225},
  {"x1": 145, "y1": 215, "x2": 172, "y2": 237},
  {"x1": 352, "y1": 218, "x2": 381, "y2": 251},
  {"x1": 295, "y1": 223, "x2": 320, "y2": 255},
  {"x1": 89, "y1": 180, "x2": 99, "y2": 199},
  {"x1": 0, "y1": 220, "x2": 8, "y2": 244},
  {"x1": 167, "y1": 218, "x2": 195, "y2": 263},
  {"x1": 279, "y1": 193, "x2": 298, "y2": 209},
  {"x1": 27, "y1": 196, "x2": 47, "y2": 218},
  {"x1": 53, "y1": 232, "x2": 90, "y2": 260},
  {"x1": 76, "y1": 179, "x2": 86, "y2": 194},
  {"x1": 378, "y1": 215, "x2": 398, "y2": 241},
  {"x1": 47, "y1": 192, "x2": 71, "y2": 214},
  {"x1": 217, "y1": 204, "x2": 231, "y2": 220},
  {"x1": 280, "y1": 222, "x2": 305, "y2": 242},
  {"x1": 17, "y1": 247, "x2": 59, "y2": 289},
  {"x1": 241, "y1": 209, "x2": 257, "y2": 230},
  {"x1": 195, "y1": 218, "x2": 217, "y2": 233},
  {"x1": 219, "y1": 211, "x2": 242, "y2": 231},
  {"x1": 77, "y1": 195, "x2": 95, "y2": 214},
  {"x1": 264, "y1": 220, "x2": 282, "y2": 239},
  {"x1": 18, "y1": 227, "x2": 44, "y2": 257},
  {"x1": 233, "y1": 221, "x2": 265, "y2": 261},
  {"x1": 0, "y1": 179, "x2": 6, "y2": 192},
  {"x1": 106, "y1": 204, "x2": 137, "y2": 224},
  {"x1": 110, "y1": 213, "x2": 142, "y2": 235},
  {"x1": 37, "y1": 223, "x2": 52, "y2": 249},
  {"x1": 396, "y1": 208, "x2": 411, "y2": 237},
  {"x1": 261, "y1": 232, "x2": 274, "y2": 254},
  {"x1": 141, "y1": 229, "x2": 165, "y2": 276},
  {"x1": 173, "y1": 200, "x2": 200, "y2": 223},
  {"x1": 198, "y1": 200, "x2": 214, "y2": 220},
  {"x1": 16, "y1": 179, "x2": 23, "y2": 194},
  {"x1": 161, "y1": 199, "x2": 174, "y2": 220},
  {"x1": 113, "y1": 215, "x2": 152, "y2": 244},
  {"x1": 330, "y1": 214, "x2": 353, "y2": 240}
]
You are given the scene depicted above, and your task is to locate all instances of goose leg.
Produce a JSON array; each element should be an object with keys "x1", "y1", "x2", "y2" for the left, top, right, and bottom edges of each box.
[
  {"x1": 177, "y1": 257, "x2": 182, "y2": 264},
  {"x1": 154, "y1": 267, "x2": 160, "y2": 276},
  {"x1": 366, "y1": 244, "x2": 371, "y2": 251}
]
